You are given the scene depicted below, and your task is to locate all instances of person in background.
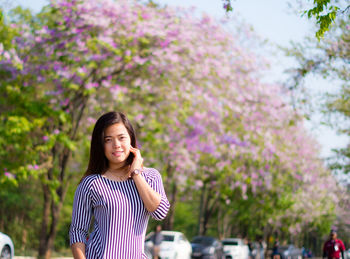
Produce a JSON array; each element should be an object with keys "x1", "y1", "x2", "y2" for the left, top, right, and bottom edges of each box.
[
  {"x1": 258, "y1": 237, "x2": 266, "y2": 259},
  {"x1": 152, "y1": 225, "x2": 163, "y2": 259},
  {"x1": 248, "y1": 240, "x2": 256, "y2": 259},
  {"x1": 323, "y1": 230, "x2": 346, "y2": 259},
  {"x1": 271, "y1": 238, "x2": 281, "y2": 259}
]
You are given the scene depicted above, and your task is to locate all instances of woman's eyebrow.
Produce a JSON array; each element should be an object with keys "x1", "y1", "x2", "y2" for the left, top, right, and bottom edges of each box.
[{"x1": 104, "y1": 133, "x2": 127, "y2": 138}]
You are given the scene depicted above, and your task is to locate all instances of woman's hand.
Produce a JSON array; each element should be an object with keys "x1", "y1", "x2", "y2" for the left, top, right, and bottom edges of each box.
[
  {"x1": 129, "y1": 146, "x2": 144, "y2": 177},
  {"x1": 128, "y1": 146, "x2": 162, "y2": 212}
]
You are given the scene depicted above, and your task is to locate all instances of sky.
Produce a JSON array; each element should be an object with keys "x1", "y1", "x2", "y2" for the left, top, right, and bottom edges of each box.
[{"x1": 6, "y1": 0, "x2": 349, "y2": 159}]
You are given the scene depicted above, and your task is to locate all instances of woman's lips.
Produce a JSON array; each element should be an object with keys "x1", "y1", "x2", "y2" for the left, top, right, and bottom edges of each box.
[{"x1": 112, "y1": 151, "x2": 123, "y2": 156}]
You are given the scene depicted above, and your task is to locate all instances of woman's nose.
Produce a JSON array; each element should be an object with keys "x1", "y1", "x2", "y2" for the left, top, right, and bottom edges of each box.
[{"x1": 113, "y1": 139, "x2": 121, "y2": 148}]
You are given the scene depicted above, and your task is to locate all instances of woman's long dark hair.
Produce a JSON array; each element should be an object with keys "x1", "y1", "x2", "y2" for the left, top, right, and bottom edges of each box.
[{"x1": 81, "y1": 111, "x2": 137, "y2": 181}]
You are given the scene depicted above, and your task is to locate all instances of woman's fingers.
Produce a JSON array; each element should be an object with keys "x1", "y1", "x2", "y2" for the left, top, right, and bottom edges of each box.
[
  {"x1": 130, "y1": 146, "x2": 141, "y2": 156},
  {"x1": 129, "y1": 146, "x2": 143, "y2": 171},
  {"x1": 129, "y1": 146, "x2": 139, "y2": 153}
]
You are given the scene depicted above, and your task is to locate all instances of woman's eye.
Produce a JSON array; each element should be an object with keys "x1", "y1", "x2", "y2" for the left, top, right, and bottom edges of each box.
[{"x1": 105, "y1": 139, "x2": 112, "y2": 143}]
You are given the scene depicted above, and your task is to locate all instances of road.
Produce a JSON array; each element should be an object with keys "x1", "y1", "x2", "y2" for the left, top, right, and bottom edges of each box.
[{"x1": 14, "y1": 257, "x2": 73, "y2": 259}]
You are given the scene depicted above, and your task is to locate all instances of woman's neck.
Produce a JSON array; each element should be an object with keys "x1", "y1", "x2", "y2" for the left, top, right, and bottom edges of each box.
[
  {"x1": 107, "y1": 165, "x2": 128, "y2": 175},
  {"x1": 103, "y1": 165, "x2": 129, "y2": 181}
]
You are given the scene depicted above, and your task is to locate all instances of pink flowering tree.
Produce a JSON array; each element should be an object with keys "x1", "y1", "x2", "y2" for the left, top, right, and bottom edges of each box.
[{"x1": 1, "y1": 0, "x2": 347, "y2": 256}]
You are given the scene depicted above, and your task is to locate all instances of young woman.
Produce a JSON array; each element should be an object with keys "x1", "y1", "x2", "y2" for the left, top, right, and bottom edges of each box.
[{"x1": 69, "y1": 111, "x2": 170, "y2": 259}]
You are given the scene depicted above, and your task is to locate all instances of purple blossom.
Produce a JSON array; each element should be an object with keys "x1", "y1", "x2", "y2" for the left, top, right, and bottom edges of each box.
[
  {"x1": 134, "y1": 114, "x2": 144, "y2": 121},
  {"x1": 294, "y1": 174, "x2": 303, "y2": 181},
  {"x1": 160, "y1": 39, "x2": 171, "y2": 48},
  {"x1": 85, "y1": 82, "x2": 99, "y2": 89},
  {"x1": 60, "y1": 98, "x2": 70, "y2": 107},
  {"x1": 125, "y1": 50, "x2": 131, "y2": 56},
  {"x1": 194, "y1": 180, "x2": 203, "y2": 189},
  {"x1": 199, "y1": 143, "x2": 215, "y2": 154},
  {"x1": 3, "y1": 52, "x2": 10, "y2": 60},
  {"x1": 4, "y1": 172, "x2": 16, "y2": 179},
  {"x1": 141, "y1": 13, "x2": 151, "y2": 20},
  {"x1": 28, "y1": 164, "x2": 39, "y2": 170},
  {"x1": 221, "y1": 134, "x2": 248, "y2": 147},
  {"x1": 187, "y1": 127, "x2": 204, "y2": 138},
  {"x1": 125, "y1": 63, "x2": 133, "y2": 70}
]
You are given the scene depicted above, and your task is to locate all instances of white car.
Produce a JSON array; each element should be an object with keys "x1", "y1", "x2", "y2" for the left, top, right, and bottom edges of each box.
[
  {"x1": 222, "y1": 238, "x2": 249, "y2": 259},
  {"x1": 145, "y1": 230, "x2": 192, "y2": 259},
  {"x1": 0, "y1": 232, "x2": 14, "y2": 259},
  {"x1": 345, "y1": 249, "x2": 350, "y2": 259}
]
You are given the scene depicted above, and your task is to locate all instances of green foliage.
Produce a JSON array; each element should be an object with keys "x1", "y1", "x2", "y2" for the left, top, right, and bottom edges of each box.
[
  {"x1": 0, "y1": 8, "x2": 17, "y2": 48},
  {"x1": 172, "y1": 201, "x2": 199, "y2": 240},
  {"x1": 222, "y1": 1, "x2": 349, "y2": 39},
  {"x1": 0, "y1": 178, "x2": 42, "y2": 252},
  {"x1": 306, "y1": 1, "x2": 341, "y2": 39}
]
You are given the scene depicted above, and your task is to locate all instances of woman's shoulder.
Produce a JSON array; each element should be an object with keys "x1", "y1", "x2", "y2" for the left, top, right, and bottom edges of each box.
[
  {"x1": 142, "y1": 167, "x2": 162, "y2": 181},
  {"x1": 143, "y1": 167, "x2": 160, "y2": 175},
  {"x1": 79, "y1": 174, "x2": 100, "y2": 188}
]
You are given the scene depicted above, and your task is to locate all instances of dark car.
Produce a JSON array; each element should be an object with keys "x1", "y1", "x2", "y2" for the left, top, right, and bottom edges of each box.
[
  {"x1": 191, "y1": 236, "x2": 224, "y2": 259},
  {"x1": 278, "y1": 245, "x2": 302, "y2": 259}
]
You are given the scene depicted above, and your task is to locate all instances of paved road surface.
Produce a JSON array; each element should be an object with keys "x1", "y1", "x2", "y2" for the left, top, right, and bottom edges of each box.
[{"x1": 15, "y1": 257, "x2": 73, "y2": 259}]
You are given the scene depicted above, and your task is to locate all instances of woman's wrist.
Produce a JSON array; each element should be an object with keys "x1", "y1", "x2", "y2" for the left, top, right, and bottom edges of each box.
[{"x1": 131, "y1": 168, "x2": 143, "y2": 178}]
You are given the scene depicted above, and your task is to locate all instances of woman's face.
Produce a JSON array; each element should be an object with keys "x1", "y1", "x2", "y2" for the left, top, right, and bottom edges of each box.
[{"x1": 104, "y1": 123, "x2": 131, "y2": 169}]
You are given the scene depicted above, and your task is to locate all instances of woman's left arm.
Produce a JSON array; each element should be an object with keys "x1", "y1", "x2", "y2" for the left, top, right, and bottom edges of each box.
[
  {"x1": 132, "y1": 172, "x2": 161, "y2": 212},
  {"x1": 129, "y1": 147, "x2": 170, "y2": 216}
]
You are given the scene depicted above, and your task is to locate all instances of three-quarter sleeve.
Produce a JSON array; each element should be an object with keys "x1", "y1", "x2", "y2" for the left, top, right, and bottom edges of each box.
[
  {"x1": 69, "y1": 177, "x2": 93, "y2": 245},
  {"x1": 146, "y1": 169, "x2": 170, "y2": 220}
]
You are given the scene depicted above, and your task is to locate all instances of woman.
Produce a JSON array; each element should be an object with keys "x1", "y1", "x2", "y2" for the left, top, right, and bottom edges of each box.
[{"x1": 69, "y1": 111, "x2": 170, "y2": 259}]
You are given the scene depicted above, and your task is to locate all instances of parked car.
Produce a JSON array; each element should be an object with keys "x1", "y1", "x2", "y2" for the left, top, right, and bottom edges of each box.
[
  {"x1": 222, "y1": 238, "x2": 249, "y2": 259},
  {"x1": 191, "y1": 236, "x2": 224, "y2": 259},
  {"x1": 145, "y1": 230, "x2": 192, "y2": 259},
  {"x1": 345, "y1": 249, "x2": 350, "y2": 259},
  {"x1": 278, "y1": 245, "x2": 302, "y2": 259},
  {"x1": 0, "y1": 232, "x2": 14, "y2": 259}
]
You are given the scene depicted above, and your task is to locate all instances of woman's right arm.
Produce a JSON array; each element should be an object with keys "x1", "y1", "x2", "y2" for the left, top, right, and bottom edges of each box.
[
  {"x1": 69, "y1": 177, "x2": 93, "y2": 259},
  {"x1": 72, "y1": 242, "x2": 86, "y2": 259}
]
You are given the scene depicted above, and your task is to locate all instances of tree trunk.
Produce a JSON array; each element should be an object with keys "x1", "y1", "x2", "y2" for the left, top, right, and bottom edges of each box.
[
  {"x1": 198, "y1": 183, "x2": 219, "y2": 236},
  {"x1": 217, "y1": 205, "x2": 231, "y2": 239},
  {"x1": 202, "y1": 195, "x2": 218, "y2": 236},
  {"x1": 43, "y1": 200, "x2": 63, "y2": 259},
  {"x1": 21, "y1": 229, "x2": 27, "y2": 253},
  {"x1": 37, "y1": 171, "x2": 70, "y2": 259},
  {"x1": 37, "y1": 96, "x2": 87, "y2": 258},
  {"x1": 162, "y1": 180, "x2": 177, "y2": 230},
  {"x1": 197, "y1": 183, "x2": 206, "y2": 235},
  {"x1": 38, "y1": 183, "x2": 51, "y2": 259}
]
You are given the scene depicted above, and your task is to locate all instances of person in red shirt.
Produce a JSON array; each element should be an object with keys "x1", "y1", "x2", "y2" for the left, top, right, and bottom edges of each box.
[{"x1": 323, "y1": 230, "x2": 346, "y2": 259}]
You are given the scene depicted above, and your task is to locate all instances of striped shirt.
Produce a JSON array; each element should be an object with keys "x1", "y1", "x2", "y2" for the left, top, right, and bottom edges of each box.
[{"x1": 69, "y1": 167, "x2": 170, "y2": 259}]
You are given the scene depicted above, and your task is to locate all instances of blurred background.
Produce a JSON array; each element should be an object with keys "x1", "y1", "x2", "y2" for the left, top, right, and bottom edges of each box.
[{"x1": 0, "y1": 0, "x2": 349, "y2": 258}]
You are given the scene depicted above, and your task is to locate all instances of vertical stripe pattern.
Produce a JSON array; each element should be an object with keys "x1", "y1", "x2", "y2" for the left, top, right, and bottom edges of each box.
[{"x1": 69, "y1": 167, "x2": 170, "y2": 259}]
